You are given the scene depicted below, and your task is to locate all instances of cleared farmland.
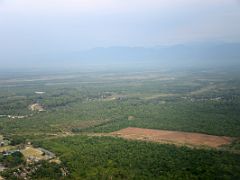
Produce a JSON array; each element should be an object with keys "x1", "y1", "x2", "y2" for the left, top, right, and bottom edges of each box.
[{"x1": 109, "y1": 127, "x2": 233, "y2": 148}]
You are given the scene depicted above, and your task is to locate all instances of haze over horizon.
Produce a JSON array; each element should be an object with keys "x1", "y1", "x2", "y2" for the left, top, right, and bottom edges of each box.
[
  {"x1": 1, "y1": 2, "x2": 240, "y2": 179},
  {"x1": 0, "y1": 0, "x2": 240, "y2": 68}
]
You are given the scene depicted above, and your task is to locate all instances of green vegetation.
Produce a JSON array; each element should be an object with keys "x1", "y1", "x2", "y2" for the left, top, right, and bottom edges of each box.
[
  {"x1": 36, "y1": 135, "x2": 240, "y2": 179},
  {"x1": 0, "y1": 160, "x2": 63, "y2": 180},
  {"x1": 0, "y1": 68, "x2": 240, "y2": 179},
  {"x1": 30, "y1": 161, "x2": 64, "y2": 180},
  {"x1": 0, "y1": 151, "x2": 25, "y2": 168}
]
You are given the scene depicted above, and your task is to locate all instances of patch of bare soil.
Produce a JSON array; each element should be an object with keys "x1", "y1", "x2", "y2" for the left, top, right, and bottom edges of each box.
[
  {"x1": 109, "y1": 127, "x2": 233, "y2": 148},
  {"x1": 29, "y1": 103, "x2": 44, "y2": 112},
  {"x1": 190, "y1": 85, "x2": 216, "y2": 95},
  {"x1": 128, "y1": 116, "x2": 135, "y2": 121},
  {"x1": 21, "y1": 145, "x2": 56, "y2": 162}
]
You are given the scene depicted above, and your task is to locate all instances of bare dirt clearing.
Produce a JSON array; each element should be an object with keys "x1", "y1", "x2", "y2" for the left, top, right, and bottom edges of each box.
[
  {"x1": 190, "y1": 84, "x2": 216, "y2": 95},
  {"x1": 109, "y1": 127, "x2": 233, "y2": 148},
  {"x1": 21, "y1": 145, "x2": 56, "y2": 162},
  {"x1": 21, "y1": 146, "x2": 44, "y2": 160},
  {"x1": 29, "y1": 103, "x2": 44, "y2": 112}
]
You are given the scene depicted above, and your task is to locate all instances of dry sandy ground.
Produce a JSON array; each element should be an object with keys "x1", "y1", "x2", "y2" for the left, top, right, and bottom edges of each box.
[
  {"x1": 109, "y1": 127, "x2": 233, "y2": 148},
  {"x1": 21, "y1": 146, "x2": 44, "y2": 160},
  {"x1": 29, "y1": 103, "x2": 44, "y2": 112}
]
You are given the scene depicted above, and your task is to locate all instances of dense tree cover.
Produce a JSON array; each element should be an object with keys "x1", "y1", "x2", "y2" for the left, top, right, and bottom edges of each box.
[
  {"x1": 8, "y1": 136, "x2": 26, "y2": 146},
  {"x1": 1, "y1": 93, "x2": 239, "y2": 137},
  {"x1": 30, "y1": 161, "x2": 64, "y2": 179},
  {"x1": 36, "y1": 135, "x2": 240, "y2": 179},
  {"x1": 0, "y1": 168, "x2": 19, "y2": 179},
  {"x1": 0, "y1": 69, "x2": 240, "y2": 179},
  {"x1": 0, "y1": 160, "x2": 64, "y2": 180},
  {"x1": 0, "y1": 151, "x2": 25, "y2": 168}
]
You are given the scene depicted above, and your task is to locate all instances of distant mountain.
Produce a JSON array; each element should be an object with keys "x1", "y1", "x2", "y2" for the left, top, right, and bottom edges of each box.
[
  {"x1": 2, "y1": 42, "x2": 240, "y2": 69},
  {"x1": 45, "y1": 42, "x2": 240, "y2": 68}
]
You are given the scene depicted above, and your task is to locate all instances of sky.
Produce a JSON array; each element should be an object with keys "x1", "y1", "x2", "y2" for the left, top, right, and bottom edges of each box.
[{"x1": 0, "y1": 0, "x2": 240, "y2": 61}]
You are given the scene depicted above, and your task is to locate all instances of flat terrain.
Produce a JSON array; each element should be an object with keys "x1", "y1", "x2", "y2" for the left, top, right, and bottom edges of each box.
[
  {"x1": 21, "y1": 146, "x2": 44, "y2": 160},
  {"x1": 29, "y1": 103, "x2": 44, "y2": 112},
  {"x1": 0, "y1": 68, "x2": 240, "y2": 179},
  {"x1": 109, "y1": 127, "x2": 233, "y2": 148}
]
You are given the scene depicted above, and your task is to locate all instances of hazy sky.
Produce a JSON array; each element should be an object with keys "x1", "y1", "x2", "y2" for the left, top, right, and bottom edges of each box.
[{"x1": 0, "y1": 0, "x2": 240, "y2": 55}]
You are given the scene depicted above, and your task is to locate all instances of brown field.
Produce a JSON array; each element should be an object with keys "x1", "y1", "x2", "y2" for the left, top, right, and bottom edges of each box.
[
  {"x1": 21, "y1": 146, "x2": 44, "y2": 159},
  {"x1": 109, "y1": 127, "x2": 233, "y2": 148}
]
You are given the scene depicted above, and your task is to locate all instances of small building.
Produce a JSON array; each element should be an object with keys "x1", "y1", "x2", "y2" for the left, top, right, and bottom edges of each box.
[{"x1": 0, "y1": 142, "x2": 4, "y2": 147}]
